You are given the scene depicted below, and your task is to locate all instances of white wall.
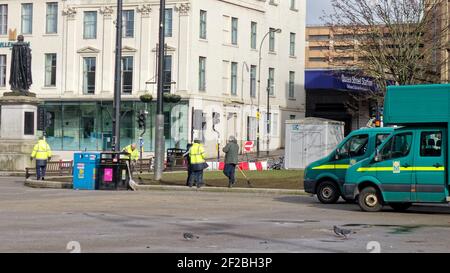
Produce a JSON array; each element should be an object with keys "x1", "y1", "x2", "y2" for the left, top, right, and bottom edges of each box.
[{"x1": 0, "y1": 0, "x2": 307, "y2": 156}]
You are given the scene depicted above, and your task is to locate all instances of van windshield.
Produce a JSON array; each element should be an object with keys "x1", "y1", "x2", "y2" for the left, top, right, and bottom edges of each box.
[{"x1": 338, "y1": 134, "x2": 369, "y2": 158}]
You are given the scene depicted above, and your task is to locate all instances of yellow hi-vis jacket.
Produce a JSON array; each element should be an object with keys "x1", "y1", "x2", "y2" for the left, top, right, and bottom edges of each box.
[
  {"x1": 121, "y1": 145, "x2": 139, "y2": 161},
  {"x1": 189, "y1": 143, "x2": 206, "y2": 164},
  {"x1": 31, "y1": 139, "x2": 52, "y2": 160}
]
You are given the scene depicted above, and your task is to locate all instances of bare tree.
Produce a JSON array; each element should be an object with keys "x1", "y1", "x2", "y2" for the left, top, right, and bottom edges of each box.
[{"x1": 322, "y1": 0, "x2": 448, "y2": 99}]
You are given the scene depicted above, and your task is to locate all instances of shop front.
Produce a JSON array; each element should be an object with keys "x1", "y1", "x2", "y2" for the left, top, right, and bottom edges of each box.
[
  {"x1": 305, "y1": 70, "x2": 378, "y2": 135},
  {"x1": 39, "y1": 100, "x2": 189, "y2": 156}
]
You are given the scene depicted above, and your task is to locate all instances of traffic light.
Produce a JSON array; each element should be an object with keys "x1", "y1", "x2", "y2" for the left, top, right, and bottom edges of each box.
[
  {"x1": 137, "y1": 111, "x2": 146, "y2": 130},
  {"x1": 212, "y1": 112, "x2": 220, "y2": 125}
]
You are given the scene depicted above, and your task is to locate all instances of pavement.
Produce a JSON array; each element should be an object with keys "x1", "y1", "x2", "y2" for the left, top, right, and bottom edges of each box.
[{"x1": 1, "y1": 176, "x2": 450, "y2": 253}]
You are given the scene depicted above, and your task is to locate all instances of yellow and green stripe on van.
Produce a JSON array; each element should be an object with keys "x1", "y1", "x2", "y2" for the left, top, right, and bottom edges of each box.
[
  {"x1": 312, "y1": 164, "x2": 350, "y2": 170},
  {"x1": 356, "y1": 166, "x2": 445, "y2": 172}
]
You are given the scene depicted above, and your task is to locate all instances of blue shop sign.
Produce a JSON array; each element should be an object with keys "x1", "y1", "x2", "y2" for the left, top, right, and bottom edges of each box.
[{"x1": 305, "y1": 70, "x2": 379, "y2": 92}]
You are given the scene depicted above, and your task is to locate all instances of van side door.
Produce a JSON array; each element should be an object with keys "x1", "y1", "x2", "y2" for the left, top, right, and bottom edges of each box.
[
  {"x1": 373, "y1": 132, "x2": 415, "y2": 202},
  {"x1": 414, "y1": 129, "x2": 446, "y2": 202}
]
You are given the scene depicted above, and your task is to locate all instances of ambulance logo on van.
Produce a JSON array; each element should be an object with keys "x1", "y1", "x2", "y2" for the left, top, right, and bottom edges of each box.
[{"x1": 393, "y1": 161, "x2": 401, "y2": 174}]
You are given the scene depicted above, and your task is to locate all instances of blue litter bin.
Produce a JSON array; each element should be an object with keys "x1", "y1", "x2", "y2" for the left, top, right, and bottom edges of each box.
[{"x1": 73, "y1": 152, "x2": 100, "y2": 190}]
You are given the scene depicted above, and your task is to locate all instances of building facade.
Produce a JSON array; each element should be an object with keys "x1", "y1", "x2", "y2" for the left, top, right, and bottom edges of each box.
[{"x1": 0, "y1": 0, "x2": 306, "y2": 159}]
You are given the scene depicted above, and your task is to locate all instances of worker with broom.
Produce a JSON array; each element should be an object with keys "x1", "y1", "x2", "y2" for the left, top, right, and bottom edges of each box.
[{"x1": 222, "y1": 136, "x2": 239, "y2": 188}]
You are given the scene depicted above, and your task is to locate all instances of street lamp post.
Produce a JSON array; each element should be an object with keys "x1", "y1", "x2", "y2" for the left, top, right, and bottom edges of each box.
[
  {"x1": 256, "y1": 28, "x2": 281, "y2": 157},
  {"x1": 154, "y1": 0, "x2": 166, "y2": 181},
  {"x1": 112, "y1": 0, "x2": 123, "y2": 153},
  {"x1": 266, "y1": 78, "x2": 271, "y2": 156}
]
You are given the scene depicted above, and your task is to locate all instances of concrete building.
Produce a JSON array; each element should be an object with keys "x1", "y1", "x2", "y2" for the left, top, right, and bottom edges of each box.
[
  {"x1": 305, "y1": 25, "x2": 374, "y2": 135},
  {"x1": 0, "y1": 0, "x2": 306, "y2": 159}
]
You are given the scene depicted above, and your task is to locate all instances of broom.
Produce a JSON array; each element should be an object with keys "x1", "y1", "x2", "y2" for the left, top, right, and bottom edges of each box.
[{"x1": 237, "y1": 165, "x2": 253, "y2": 188}]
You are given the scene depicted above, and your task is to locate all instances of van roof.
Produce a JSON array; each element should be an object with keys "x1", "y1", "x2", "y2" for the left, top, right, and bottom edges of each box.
[{"x1": 352, "y1": 127, "x2": 395, "y2": 134}]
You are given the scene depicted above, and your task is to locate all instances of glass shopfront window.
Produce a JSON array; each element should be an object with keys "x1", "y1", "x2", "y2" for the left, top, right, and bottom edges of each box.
[
  {"x1": 80, "y1": 103, "x2": 99, "y2": 151},
  {"x1": 120, "y1": 101, "x2": 135, "y2": 148},
  {"x1": 44, "y1": 103, "x2": 63, "y2": 150},
  {"x1": 62, "y1": 103, "x2": 80, "y2": 150},
  {"x1": 40, "y1": 101, "x2": 188, "y2": 152}
]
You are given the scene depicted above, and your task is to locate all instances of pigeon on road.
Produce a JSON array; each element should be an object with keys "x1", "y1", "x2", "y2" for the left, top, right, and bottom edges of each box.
[
  {"x1": 333, "y1": 226, "x2": 353, "y2": 239},
  {"x1": 183, "y1": 232, "x2": 200, "y2": 241}
]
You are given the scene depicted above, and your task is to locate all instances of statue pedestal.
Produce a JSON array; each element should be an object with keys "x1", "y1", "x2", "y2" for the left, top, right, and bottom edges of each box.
[{"x1": 0, "y1": 95, "x2": 40, "y2": 171}]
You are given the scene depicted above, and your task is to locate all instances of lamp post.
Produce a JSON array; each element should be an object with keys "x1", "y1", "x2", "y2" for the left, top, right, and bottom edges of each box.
[
  {"x1": 112, "y1": 0, "x2": 123, "y2": 153},
  {"x1": 241, "y1": 62, "x2": 249, "y2": 154},
  {"x1": 256, "y1": 28, "x2": 281, "y2": 157},
  {"x1": 154, "y1": 0, "x2": 166, "y2": 181}
]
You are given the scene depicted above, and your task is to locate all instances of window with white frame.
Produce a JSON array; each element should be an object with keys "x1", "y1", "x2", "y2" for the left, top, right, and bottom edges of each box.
[
  {"x1": 268, "y1": 68, "x2": 275, "y2": 96},
  {"x1": 0, "y1": 55, "x2": 6, "y2": 87},
  {"x1": 165, "y1": 8, "x2": 173, "y2": 37},
  {"x1": 200, "y1": 10, "x2": 207, "y2": 39},
  {"x1": 250, "y1": 65, "x2": 256, "y2": 98},
  {"x1": 269, "y1": 28, "x2": 275, "y2": 52},
  {"x1": 83, "y1": 57, "x2": 96, "y2": 94},
  {"x1": 45, "y1": 53, "x2": 57, "y2": 87},
  {"x1": 290, "y1": 0, "x2": 297, "y2": 10},
  {"x1": 231, "y1": 17, "x2": 238, "y2": 45},
  {"x1": 289, "y1": 71, "x2": 295, "y2": 98},
  {"x1": 122, "y1": 56, "x2": 133, "y2": 93},
  {"x1": 0, "y1": 5, "x2": 7, "y2": 35},
  {"x1": 123, "y1": 10, "x2": 134, "y2": 38},
  {"x1": 251, "y1": 21, "x2": 257, "y2": 49},
  {"x1": 163, "y1": 55, "x2": 172, "y2": 93},
  {"x1": 21, "y1": 3, "x2": 33, "y2": 34},
  {"x1": 199, "y1": 57, "x2": 206, "y2": 91},
  {"x1": 46, "y1": 3, "x2": 58, "y2": 34},
  {"x1": 83, "y1": 11, "x2": 97, "y2": 39},
  {"x1": 290, "y1": 32, "x2": 296, "y2": 56},
  {"x1": 247, "y1": 116, "x2": 257, "y2": 141},
  {"x1": 231, "y1": 62, "x2": 238, "y2": 95}
]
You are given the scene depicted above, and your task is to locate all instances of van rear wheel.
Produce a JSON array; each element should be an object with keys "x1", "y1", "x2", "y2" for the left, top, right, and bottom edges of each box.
[
  {"x1": 317, "y1": 181, "x2": 340, "y2": 204},
  {"x1": 389, "y1": 203, "x2": 412, "y2": 212},
  {"x1": 358, "y1": 186, "x2": 383, "y2": 212}
]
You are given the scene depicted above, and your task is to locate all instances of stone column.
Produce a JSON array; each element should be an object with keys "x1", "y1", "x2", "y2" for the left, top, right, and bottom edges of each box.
[
  {"x1": 137, "y1": 4, "x2": 152, "y2": 93},
  {"x1": 62, "y1": 7, "x2": 78, "y2": 95},
  {"x1": 100, "y1": 6, "x2": 114, "y2": 95},
  {"x1": 0, "y1": 95, "x2": 40, "y2": 172},
  {"x1": 175, "y1": 3, "x2": 191, "y2": 93}
]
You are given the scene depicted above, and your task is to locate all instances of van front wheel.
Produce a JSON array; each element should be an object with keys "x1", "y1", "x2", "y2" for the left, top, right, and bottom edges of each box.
[
  {"x1": 317, "y1": 181, "x2": 340, "y2": 204},
  {"x1": 358, "y1": 186, "x2": 383, "y2": 212}
]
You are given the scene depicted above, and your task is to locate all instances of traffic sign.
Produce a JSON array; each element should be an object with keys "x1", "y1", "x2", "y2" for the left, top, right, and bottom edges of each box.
[{"x1": 244, "y1": 141, "x2": 254, "y2": 152}]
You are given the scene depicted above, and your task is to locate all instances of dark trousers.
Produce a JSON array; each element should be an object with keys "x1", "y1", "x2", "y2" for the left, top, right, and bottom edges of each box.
[
  {"x1": 36, "y1": 160, "x2": 47, "y2": 180},
  {"x1": 223, "y1": 164, "x2": 236, "y2": 184},
  {"x1": 186, "y1": 165, "x2": 193, "y2": 186},
  {"x1": 189, "y1": 170, "x2": 204, "y2": 187}
]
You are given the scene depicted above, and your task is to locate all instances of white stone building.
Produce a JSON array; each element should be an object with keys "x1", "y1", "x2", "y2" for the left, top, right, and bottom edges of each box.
[{"x1": 0, "y1": 0, "x2": 306, "y2": 159}]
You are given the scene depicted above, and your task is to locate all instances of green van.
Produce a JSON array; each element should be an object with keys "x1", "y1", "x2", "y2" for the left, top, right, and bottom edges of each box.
[
  {"x1": 343, "y1": 84, "x2": 450, "y2": 212},
  {"x1": 304, "y1": 127, "x2": 393, "y2": 204}
]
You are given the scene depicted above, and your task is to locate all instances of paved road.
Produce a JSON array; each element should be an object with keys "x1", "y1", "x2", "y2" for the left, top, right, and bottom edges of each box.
[{"x1": 1, "y1": 177, "x2": 450, "y2": 253}]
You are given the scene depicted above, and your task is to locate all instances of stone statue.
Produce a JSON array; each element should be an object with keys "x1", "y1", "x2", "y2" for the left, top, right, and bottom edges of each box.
[{"x1": 9, "y1": 35, "x2": 33, "y2": 94}]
